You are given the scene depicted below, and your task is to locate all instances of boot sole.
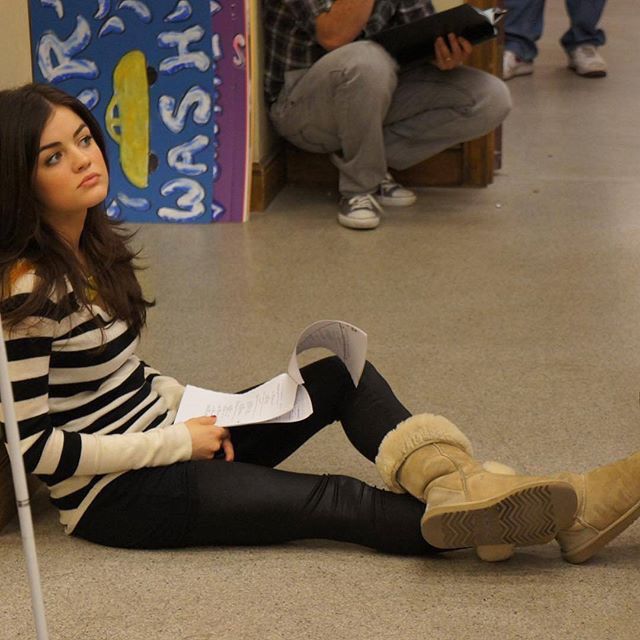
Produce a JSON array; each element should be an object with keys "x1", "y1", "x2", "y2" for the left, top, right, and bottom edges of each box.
[
  {"x1": 561, "y1": 499, "x2": 640, "y2": 564},
  {"x1": 421, "y1": 481, "x2": 577, "y2": 550}
]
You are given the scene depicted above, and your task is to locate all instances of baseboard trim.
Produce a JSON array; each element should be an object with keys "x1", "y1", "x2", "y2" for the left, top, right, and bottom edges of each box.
[{"x1": 250, "y1": 145, "x2": 287, "y2": 212}]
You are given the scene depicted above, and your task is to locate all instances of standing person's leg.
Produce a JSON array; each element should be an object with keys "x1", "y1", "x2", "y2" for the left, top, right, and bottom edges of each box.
[
  {"x1": 562, "y1": 0, "x2": 607, "y2": 50},
  {"x1": 563, "y1": 0, "x2": 607, "y2": 77},
  {"x1": 504, "y1": 0, "x2": 546, "y2": 61},
  {"x1": 502, "y1": 0, "x2": 545, "y2": 79},
  {"x1": 382, "y1": 65, "x2": 511, "y2": 171}
]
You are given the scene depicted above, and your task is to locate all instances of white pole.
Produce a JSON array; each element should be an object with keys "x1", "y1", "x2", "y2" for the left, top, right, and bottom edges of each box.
[{"x1": 0, "y1": 311, "x2": 50, "y2": 640}]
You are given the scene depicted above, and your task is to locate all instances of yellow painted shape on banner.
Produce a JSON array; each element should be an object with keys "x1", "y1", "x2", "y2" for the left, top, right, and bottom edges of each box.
[{"x1": 106, "y1": 50, "x2": 150, "y2": 189}]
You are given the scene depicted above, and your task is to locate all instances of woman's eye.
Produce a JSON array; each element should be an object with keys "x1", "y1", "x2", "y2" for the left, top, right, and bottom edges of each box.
[
  {"x1": 44, "y1": 152, "x2": 61, "y2": 166},
  {"x1": 80, "y1": 135, "x2": 93, "y2": 147}
]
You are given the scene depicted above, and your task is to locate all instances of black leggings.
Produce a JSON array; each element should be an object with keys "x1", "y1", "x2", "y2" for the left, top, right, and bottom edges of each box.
[{"x1": 74, "y1": 358, "x2": 435, "y2": 555}]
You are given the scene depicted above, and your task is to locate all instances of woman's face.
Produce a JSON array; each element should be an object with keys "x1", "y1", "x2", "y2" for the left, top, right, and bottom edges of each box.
[{"x1": 33, "y1": 105, "x2": 108, "y2": 229}]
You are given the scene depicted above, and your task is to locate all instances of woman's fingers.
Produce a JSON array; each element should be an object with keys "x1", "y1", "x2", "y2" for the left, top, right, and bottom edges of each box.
[
  {"x1": 222, "y1": 436, "x2": 235, "y2": 462},
  {"x1": 186, "y1": 416, "x2": 230, "y2": 460},
  {"x1": 185, "y1": 418, "x2": 233, "y2": 461}
]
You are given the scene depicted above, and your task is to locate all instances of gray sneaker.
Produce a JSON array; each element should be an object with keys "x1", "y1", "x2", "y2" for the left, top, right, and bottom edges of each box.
[
  {"x1": 568, "y1": 45, "x2": 607, "y2": 78},
  {"x1": 377, "y1": 172, "x2": 417, "y2": 207},
  {"x1": 338, "y1": 193, "x2": 382, "y2": 230}
]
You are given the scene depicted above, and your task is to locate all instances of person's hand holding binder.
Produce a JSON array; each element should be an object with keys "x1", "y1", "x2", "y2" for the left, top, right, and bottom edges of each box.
[
  {"x1": 433, "y1": 33, "x2": 473, "y2": 70},
  {"x1": 370, "y1": 6, "x2": 505, "y2": 68}
]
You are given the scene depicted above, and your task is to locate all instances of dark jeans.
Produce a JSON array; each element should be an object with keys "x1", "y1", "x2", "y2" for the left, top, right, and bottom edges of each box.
[
  {"x1": 504, "y1": 0, "x2": 607, "y2": 61},
  {"x1": 74, "y1": 357, "x2": 435, "y2": 555}
]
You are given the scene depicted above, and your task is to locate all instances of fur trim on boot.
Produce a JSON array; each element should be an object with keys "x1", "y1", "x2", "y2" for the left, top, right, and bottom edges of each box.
[
  {"x1": 375, "y1": 414, "x2": 577, "y2": 555},
  {"x1": 375, "y1": 413, "x2": 473, "y2": 493}
]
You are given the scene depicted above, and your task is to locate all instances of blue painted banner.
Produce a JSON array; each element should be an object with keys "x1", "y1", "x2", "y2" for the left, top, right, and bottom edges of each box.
[{"x1": 29, "y1": 0, "x2": 250, "y2": 223}]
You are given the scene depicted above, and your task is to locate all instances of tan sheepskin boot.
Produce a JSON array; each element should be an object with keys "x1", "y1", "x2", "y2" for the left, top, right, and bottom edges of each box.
[
  {"x1": 475, "y1": 461, "x2": 518, "y2": 562},
  {"x1": 376, "y1": 414, "x2": 578, "y2": 555},
  {"x1": 554, "y1": 451, "x2": 640, "y2": 564}
]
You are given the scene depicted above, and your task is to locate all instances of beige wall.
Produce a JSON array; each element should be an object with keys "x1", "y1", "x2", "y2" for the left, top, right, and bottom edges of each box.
[
  {"x1": 250, "y1": 0, "x2": 278, "y2": 164},
  {"x1": 433, "y1": 0, "x2": 463, "y2": 10},
  {"x1": 0, "y1": 0, "x2": 32, "y2": 89}
]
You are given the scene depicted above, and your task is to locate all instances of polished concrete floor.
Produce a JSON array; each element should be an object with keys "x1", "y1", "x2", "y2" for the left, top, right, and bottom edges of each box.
[{"x1": 3, "y1": 2, "x2": 640, "y2": 639}]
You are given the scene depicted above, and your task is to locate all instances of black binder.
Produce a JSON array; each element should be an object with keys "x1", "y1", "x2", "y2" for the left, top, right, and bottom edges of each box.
[{"x1": 370, "y1": 5, "x2": 506, "y2": 66}]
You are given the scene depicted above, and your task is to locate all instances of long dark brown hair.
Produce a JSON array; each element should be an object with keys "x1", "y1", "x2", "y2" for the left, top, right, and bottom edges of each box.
[{"x1": 0, "y1": 83, "x2": 152, "y2": 334}]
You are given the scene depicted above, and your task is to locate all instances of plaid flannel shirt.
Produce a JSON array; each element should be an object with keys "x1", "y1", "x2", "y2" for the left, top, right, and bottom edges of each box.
[{"x1": 263, "y1": 0, "x2": 436, "y2": 103}]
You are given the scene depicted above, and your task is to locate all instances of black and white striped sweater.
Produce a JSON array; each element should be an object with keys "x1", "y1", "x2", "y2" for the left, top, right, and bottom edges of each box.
[{"x1": 1, "y1": 267, "x2": 192, "y2": 533}]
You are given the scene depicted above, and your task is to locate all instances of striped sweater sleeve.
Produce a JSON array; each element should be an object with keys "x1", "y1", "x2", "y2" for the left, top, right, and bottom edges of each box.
[
  {"x1": 144, "y1": 364, "x2": 186, "y2": 412},
  {"x1": 1, "y1": 274, "x2": 192, "y2": 479}
]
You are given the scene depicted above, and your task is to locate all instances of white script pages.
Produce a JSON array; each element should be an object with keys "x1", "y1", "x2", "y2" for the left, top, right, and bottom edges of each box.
[{"x1": 174, "y1": 320, "x2": 368, "y2": 427}]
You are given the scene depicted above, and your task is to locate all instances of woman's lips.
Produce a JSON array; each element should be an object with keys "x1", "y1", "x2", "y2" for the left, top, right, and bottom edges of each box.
[{"x1": 78, "y1": 173, "x2": 100, "y2": 188}]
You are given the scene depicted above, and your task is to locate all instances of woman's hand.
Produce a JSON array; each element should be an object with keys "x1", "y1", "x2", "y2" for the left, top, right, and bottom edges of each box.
[
  {"x1": 434, "y1": 33, "x2": 473, "y2": 71},
  {"x1": 185, "y1": 416, "x2": 234, "y2": 462}
]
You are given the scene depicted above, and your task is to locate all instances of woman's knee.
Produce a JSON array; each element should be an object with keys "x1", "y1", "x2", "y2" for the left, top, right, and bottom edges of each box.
[
  {"x1": 302, "y1": 355, "x2": 353, "y2": 385},
  {"x1": 304, "y1": 355, "x2": 377, "y2": 386}
]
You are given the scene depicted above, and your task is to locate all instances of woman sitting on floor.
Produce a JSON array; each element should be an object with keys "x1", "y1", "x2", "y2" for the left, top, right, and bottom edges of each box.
[{"x1": 1, "y1": 83, "x2": 639, "y2": 563}]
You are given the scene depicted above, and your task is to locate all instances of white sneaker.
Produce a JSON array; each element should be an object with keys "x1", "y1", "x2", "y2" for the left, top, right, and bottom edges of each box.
[
  {"x1": 338, "y1": 193, "x2": 382, "y2": 230},
  {"x1": 377, "y1": 172, "x2": 417, "y2": 207},
  {"x1": 568, "y1": 44, "x2": 607, "y2": 78},
  {"x1": 503, "y1": 49, "x2": 534, "y2": 80}
]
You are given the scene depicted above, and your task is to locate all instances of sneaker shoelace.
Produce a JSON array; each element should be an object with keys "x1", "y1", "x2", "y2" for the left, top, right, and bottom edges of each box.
[
  {"x1": 348, "y1": 193, "x2": 383, "y2": 214},
  {"x1": 577, "y1": 45, "x2": 598, "y2": 60},
  {"x1": 379, "y1": 173, "x2": 403, "y2": 196}
]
